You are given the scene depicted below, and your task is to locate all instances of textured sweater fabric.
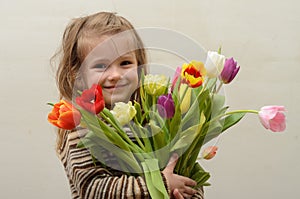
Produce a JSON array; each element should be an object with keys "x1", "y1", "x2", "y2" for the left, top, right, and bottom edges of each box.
[{"x1": 58, "y1": 128, "x2": 204, "y2": 199}]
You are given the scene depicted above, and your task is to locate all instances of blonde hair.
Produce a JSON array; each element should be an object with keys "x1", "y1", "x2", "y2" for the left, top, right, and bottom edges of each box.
[{"x1": 51, "y1": 12, "x2": 147, "y2": 152}]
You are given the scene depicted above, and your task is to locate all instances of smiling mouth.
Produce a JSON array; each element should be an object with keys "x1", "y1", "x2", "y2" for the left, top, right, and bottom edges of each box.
[{"x1": 103, "y1": 84, "x2": 127, "y2": 91}]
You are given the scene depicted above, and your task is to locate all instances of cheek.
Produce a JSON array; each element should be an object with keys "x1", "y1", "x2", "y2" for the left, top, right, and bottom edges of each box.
[
  {"x1": 128, "y1": 70, "x2": 139, "y2": 89},
  {"x1": 85, "y1": 72, "x2": 105, "y2": 88}
]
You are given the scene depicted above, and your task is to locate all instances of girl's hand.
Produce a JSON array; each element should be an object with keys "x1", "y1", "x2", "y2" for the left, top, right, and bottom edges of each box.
[
  {"x1": 173, "y1": 188, "x2": 184, "y2": 199},
  {"x1": 162, "y1": 154, "x2": 197, "y2": 199}
]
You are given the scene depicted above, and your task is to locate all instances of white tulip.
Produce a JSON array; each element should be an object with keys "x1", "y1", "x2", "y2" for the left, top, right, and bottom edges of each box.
[
  {"x1": 205, "y1": 51, "x2": 226, "y2": 78},
  {"x1": 110, "y1": 101, "x2": 136, "y2": 126}
]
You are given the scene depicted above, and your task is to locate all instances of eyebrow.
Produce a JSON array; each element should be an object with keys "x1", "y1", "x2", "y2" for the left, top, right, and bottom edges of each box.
[{"x1": 119, "y1": 52, "x2": 135, "y2": 59}]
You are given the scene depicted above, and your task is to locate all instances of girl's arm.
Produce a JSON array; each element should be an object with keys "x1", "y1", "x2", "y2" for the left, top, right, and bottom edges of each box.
[{"x1": 58, "y1": 128, "x2": 157, "y2": 199}]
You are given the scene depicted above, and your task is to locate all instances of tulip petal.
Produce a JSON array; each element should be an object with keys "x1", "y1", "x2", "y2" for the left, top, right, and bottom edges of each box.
[
  {"x1": 76, "y1": 84, "x2": 105, "y2": 114},
  {"x1": 269, "y1": 112, "x2": 286, "y2": 132},
  {"x1": 47, "y1": 100, "x2": 81, "y2": 130},
  {"x1": 181, "y1": 61, "x2": 206, "y2": 88},
  {"x1": 258, "y1": 105, "x2": 286, "y2": 132},
  {"x1": 202, "y1": 146, "x2": 218, "y2": 160}
]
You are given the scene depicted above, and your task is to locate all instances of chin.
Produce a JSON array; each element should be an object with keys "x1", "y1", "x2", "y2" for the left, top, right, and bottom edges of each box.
[{"x1": 109, "y1": 96, "x2": 130, "y2": 105}]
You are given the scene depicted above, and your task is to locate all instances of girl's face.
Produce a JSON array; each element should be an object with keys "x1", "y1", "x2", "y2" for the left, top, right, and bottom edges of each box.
[{"x1": 80, "y1": 35, "x2": 139, "y2": 107}]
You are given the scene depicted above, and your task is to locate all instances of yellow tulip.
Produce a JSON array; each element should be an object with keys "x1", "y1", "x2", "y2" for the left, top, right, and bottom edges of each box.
[
  {"x1": 180, "y1": 84, "x2": 192, "y2": 114},
  {"x1": 144, "y1": 74, "x2": 168, "y2": 96}
]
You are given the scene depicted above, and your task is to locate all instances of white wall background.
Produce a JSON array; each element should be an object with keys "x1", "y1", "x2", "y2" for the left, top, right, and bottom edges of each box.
[{"x1": 0, "y1": 0, "x2": 299, "y2": 198}]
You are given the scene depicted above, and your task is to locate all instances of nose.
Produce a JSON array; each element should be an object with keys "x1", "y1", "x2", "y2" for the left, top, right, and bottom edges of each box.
[{"x1": 106, "y1": 64, "x2": 122, "y2": 81}]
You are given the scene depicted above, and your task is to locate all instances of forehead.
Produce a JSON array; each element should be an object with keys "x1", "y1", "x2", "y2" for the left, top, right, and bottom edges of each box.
[{"x1": 81, "y1": 32, "x2": 138, "y2": 68}]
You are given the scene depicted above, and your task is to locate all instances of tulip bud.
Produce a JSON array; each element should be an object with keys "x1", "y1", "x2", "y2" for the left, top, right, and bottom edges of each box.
[
  {"x1": 202, "y1": 146, "x2": 218, "y2": 160},
  {"x1": 219, "y1": 58, "x2": 240, "y2": 84},
  {"x1": 75, "y1": 84, "x2": 105, "y2": 114},
  {"x1": 157, "y1": 94, "x2": 175, "y2": 119},
  {"x1": 110, "y1": 101, "x2": 137, "y2": 126},
  {"x1": 205, "y1": 51, "x2": 226, "y2": 78},
  {"x1": 171, "y1": 66, "x2": 182, "y2": 92},
  {"x1": 179, "y1": 84, "x2": 191, "y2": 114},
  {"x1": 144, "y1": 74, "x2": 168, "y2": 96},
  {"x1": 48, "y1": 100, "x2": 81, "y2": 130}
]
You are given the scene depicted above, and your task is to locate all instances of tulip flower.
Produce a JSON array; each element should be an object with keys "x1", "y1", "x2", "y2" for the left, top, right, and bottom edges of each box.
[
  {"x1": 171, "y1": 66, "x2": 182, "y2": 92},
  {"x1": 179, "y1": 84, "x2": 192, "y2": 114},
  {"x1": 48, "y1": 100, "x2": 81, "y2": 130},
  {"x1": 110, "y1": 101, "x2": 137, "y2": 126},
  {"x1": 205, "y1": 51, "x2": 226, "y2": 78},
  {"x1": 144, "y1": 74, "x2": 168, "y2": 96},
  {"x1": 76, "y1": 84, "x2": 105, "y2": 114},
  {"x1": 202, "y1": 146, "x2": 218, "y2": 160},
  {"x1": 157, "y1": 94, "x2": 175, "y2": 119},
  {"x1": 258, "y1": 106, "x2": 286, "y2": 132},
  {"x1": 219, "y1": 58, "x2": 240, "y2": 84},
  {"x1": 181, "y1": 60, "x2": 206, "y2": 88}
]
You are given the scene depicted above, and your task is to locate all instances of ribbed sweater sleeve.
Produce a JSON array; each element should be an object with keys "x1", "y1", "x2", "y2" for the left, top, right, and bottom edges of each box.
[{"x1": 58, "y1": 128, "x2": 154, "y2": 199}]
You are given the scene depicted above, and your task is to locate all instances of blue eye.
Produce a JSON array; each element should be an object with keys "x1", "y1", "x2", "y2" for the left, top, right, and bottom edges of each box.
[{"x1": 94, "y1": 63, "x2": 107, "y2": 69}]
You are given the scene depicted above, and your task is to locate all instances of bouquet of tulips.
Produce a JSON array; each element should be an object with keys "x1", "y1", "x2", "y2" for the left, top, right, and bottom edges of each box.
[{"x1": 48, "y1": 49, "x2": 286, "y2": 199}]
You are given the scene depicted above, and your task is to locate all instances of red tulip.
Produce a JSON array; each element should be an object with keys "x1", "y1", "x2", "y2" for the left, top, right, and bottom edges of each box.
[
  {"x1": 76, "y1": 84, "x2": 105, "y2": 114},
  {"x1": 48, "y1": 100, "x2": 81, "y2": 130},
  {"x1": 258, "y1": 106, "x2": 286, "y2": 132}
]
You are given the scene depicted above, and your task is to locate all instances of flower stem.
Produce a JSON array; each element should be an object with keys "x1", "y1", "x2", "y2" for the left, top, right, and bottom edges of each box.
[
  {"x1": 215, "y1": 82, "x2": 223, "y2": 93},
  {"x1": 209, "y1": 109, "x2": 259, "y2": 125},
  {"x1": 128, "y1": 122, "x2": 146, "y2": 151},
  {"x1": 225, "y1": 110, "x2": 259, "y2": 115}
]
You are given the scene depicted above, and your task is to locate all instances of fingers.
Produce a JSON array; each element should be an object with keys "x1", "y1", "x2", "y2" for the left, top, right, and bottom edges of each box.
[
  {"x1": 177, "y1": 175, "x2": 197, "y2": 187},
  {"x1": 182, "y1": 186, "x2": 197, "y2": 196},
  {"x1": 183, "y1": 177, "x2": 197, "y2": 187},
  {"x1": 165, "y1": 153, "x2": 178, "y2": 172},
  {"x1": 173, "y1": 188, "x2": 184, "y2": 199}
]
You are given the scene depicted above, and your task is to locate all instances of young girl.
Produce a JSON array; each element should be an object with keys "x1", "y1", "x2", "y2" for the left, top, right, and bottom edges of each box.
[{"x1": 52, "y1": 11, "x2": 204, "y2": 199}]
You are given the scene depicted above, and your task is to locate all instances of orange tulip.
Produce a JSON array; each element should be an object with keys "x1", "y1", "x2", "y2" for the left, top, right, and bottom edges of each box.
[
  {"x1": 202, "y1": 146, "x2": 218, "y2": 160},
  {"x1": 48, "y1": 100, "x2": 81, "y2": 130}
]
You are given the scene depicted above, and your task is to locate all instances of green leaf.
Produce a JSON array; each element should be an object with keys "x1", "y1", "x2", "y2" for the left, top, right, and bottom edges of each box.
[
  {"x1": 134, "y1": 101, "x2": 142, "y2": 123},
  {"x1": 182, "y1": 89, "x2": 209, "y2": 129},
  {"x1": 170, "y1": 119, "x2": 204, "y2": 152},
  {"x1": 141, "y1": 159, "x2": 169, "y2": 199},
  {"x1": 202, "y1": 120, "x2": 223, "y2": 144},
  {"x1": 222, "y1": 112, "x2": 246, "y2": 132},
  {"x1": 190, "y1": 162, "x2": 210, "y2": 186},
  {"x1": 79, "y1": 131, "x2": 143, "y2": 173},
  {"x1": 148, "y1": 120, "x2": 169, "y2": 167},
  {"x1": 206, "y1": 77, "x2": 218, "y2": 92},
  {"x1": 211, "y1": 94, "x2": 225, "y2": 117},
  {"x1": 170, "y1": 91, "x2": 181, "y2": 140}
]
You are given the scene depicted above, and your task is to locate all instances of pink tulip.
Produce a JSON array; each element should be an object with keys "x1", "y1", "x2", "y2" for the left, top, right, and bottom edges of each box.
[
  {"x1": 258, "y1": 106, "x2": 286, "y2": 132},
  {"x1": 171, "y1": 66, "x2": 182, "y2": 91},
  {"x1": 202, "y1": 146, "x2": 218, "y2": 160}
]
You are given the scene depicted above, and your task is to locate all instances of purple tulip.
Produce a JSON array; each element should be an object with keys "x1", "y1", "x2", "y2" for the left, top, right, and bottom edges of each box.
[
  {"x1": 157, "y1": 94, "x2": 175, "y2": 119},
  {"x1": 219, "y1": 57, "x2": 240, "y2": 84}
]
